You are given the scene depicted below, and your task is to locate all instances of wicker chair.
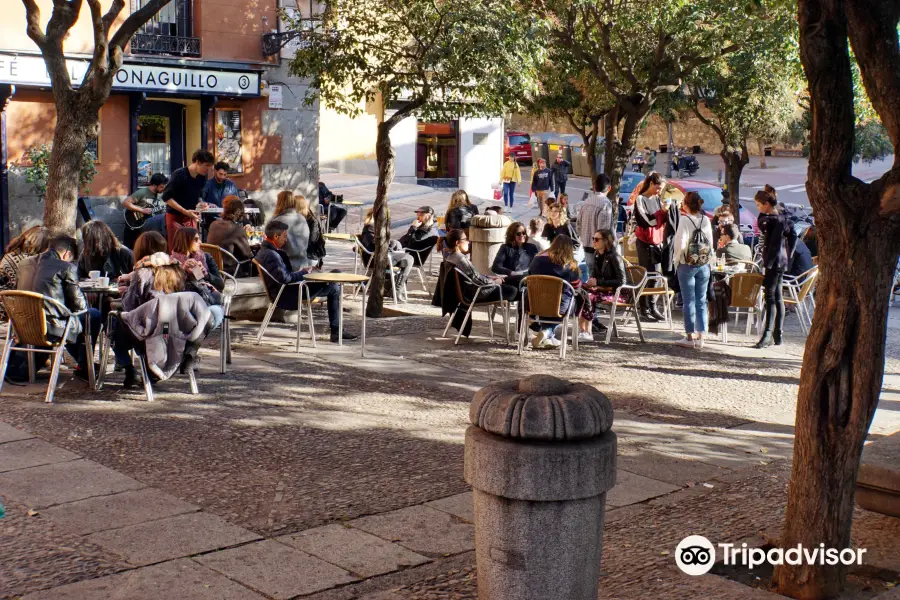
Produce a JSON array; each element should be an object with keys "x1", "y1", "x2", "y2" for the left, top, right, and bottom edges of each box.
[
  {"x1": 440, "y1": 265, "x2": 511, "y2": 346},
  {"x1": 516, "y1": 275, "x2": 578, "y2": 359},
  {"x1": 637, "y1": 271, "x2": 675, "y2": 330},
  {"x1": 783, "y1": 267, "x2": 819, "y2": 334},
  {"x1": 0, "y1": 291, "x2": 87, "y2": 403},
  {"x1": 721, "y1": 273, "x2": 764, "y2": 343},
  {"x1": 253, "y1": 259, "x2": 319, "y2": 352},
  {"x1": 200, "y1": 243, "x2": 251, "y2": 278}
]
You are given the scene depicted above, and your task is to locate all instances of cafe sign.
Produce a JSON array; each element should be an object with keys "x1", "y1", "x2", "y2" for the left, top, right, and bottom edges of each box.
[{"x1": 0, "y1": 53, "x2": 260, "y2": 96}]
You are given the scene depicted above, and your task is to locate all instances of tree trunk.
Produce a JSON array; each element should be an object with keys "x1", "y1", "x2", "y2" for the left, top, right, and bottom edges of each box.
[
  {"x1": 366, "y1": 121, "x2": 395, "y2": 318},
  {"x1": 585, "y1": 118, "x2": 599, "y2": 187},
  {"x1": 722, "y1": 148, "x2": 748, "y2": 219},
  {"x1": 666, "y1": 121, "x2": 675, "y2": 178},
  {"x1": 771, "y1": 0, "x2": 900, "y2": 596},
  {"x1": 757, "y1": 138, "x2": 768, "y2": 169},
  {"x1": 43, "y1": 105, "x2": 96, "y2": 235},
  {"x1": 606, "y1": 106, "x2": 644, "y2": 206}
]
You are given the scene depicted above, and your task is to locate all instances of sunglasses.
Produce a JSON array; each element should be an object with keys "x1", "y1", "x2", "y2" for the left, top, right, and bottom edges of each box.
[
  {"x1": 515, "y1": 231, "x2": 526, "y2": 237},
  {"x1": 592, "y1": 237, "x2": 603, "y2": 242}
]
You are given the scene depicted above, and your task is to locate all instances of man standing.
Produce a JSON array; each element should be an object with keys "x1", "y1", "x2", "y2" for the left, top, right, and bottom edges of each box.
[
  {"x1": 122, "y1": 173, "x2": 168, "y2": 248},
  {"x1": 255, "y1": 221, "x2": 358, "y2": 343},
  {"x1": 551, "y1": 153, "x2": 571, "y2": 197},
  {"x1": 162, "y1": 149, "x2": 215, "y2": 249},
  {"x1": 31, "y1": 235, "x2": 101, "y2": 382},
  {"x1": 577, "y1": 174, "x2": 614, "y2": 250},
  {"x1": 499, "y1": 154, "x2": 522, "y2": 208},
  {"x1": 530, "y1": 158, "x2": 553, "y2": 209},
  {"x1": 202, "y1": 161, "x2": 240, "y2": 208}
]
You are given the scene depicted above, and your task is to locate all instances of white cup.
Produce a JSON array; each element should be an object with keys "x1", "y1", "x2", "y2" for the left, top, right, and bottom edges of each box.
[
  {"x1": 88, "y1": 270, "x2": 101, "y2": 280},
  {"x1": 96, "y1": 277, "x2": 110, "y2": 287}
]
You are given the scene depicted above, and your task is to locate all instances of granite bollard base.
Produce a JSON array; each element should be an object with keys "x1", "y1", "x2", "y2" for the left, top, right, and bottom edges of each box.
[{"x1": 464, "y1": 375, "x2": 617, "y2": 600}]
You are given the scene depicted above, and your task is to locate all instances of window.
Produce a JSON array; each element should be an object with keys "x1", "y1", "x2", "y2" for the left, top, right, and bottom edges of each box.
[
  {"x1": 508, "y1": 134, "x2": 530, "y2": 146},
  {"x1": 131, "y1": 0, "x2": 200, "y2": 57}
]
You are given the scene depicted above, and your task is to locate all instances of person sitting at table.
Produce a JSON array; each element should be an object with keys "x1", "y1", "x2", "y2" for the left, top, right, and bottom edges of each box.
[
  {"x1": 271, "y1": 190, "x2": 314, "y2": 269},
  {"x1": 444, "y1": 190, "x2": 479, "y2": 233},
  {"x1": 788, "y1": 236, "x2": 815, "y2": 278},
  {"x1": 528, "y1": 217, "x2": 550, "y2": 252},
  {"x1": 318, "y1": 181, "x2": 347, "y2": 231},
  {"x1": 543, "y1": 202, "x2": 586, "y2": 281},
  {"x1": 360, "y1": 208, "x2": 414, "y2": 302},
  {"x1": 491, "y1": 221, "x2": 537, "y2": 289},
  {"x1": 31, "y1": 235, "x2": 102, "y2": 382},
  {"x1": 527, "y1": 235, "x2": 584, "y2": 348},
  {"x1": 116, "y1": 231, "x2": 169, "y2": 296},
  {"x1": 0, "y1": 226, "x2": 48, "y2": 315},
  {"x1": 207, "y1": 195, "x2": 253, "y2": 275},
  {"x1": 13, "y1": 227, "x2": 51, "y2": 294},
  {"x1": 256, "y1": 220, "x2": 358, "y2": 343},
  {"x1": 169, "y1": 227, "x2": 225, "y2": 329},
  {"x1": 716, "y1": 226, "x2": 752, "y2": 263},
  {"x1": 202, "y1": 162, "x2": 240, "y2": 208},
  {"x1": 77, "y1": 221, "x2": 134, "y2": 281},
  {"x1": 398, "y1": 206, "x2": 439, "y2": 266},
  {"x1": 582, "y1": 229, "x2": 626, "y2": 335}
]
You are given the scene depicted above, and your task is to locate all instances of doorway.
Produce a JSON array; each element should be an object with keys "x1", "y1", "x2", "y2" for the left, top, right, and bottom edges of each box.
[
  {"x1": 136, "y1": 101, "x2": 185, "y2": 185},
  {"x1": 416, "y1": 121, "x2": 459, "y2": 188}
]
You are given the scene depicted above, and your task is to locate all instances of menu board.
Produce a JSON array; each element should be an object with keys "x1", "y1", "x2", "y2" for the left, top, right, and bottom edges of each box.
[{"x1": 215, "y1": 109, "x2": 243, "y2": 175}]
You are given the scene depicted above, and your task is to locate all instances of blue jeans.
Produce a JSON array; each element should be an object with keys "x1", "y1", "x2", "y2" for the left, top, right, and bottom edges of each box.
[
  {"x1": 208, "y1": 305, "x2": 225, "y2": 330},
  {"x1": 65, "y1": 308, "x2": 102, "y2": 367},
  {"x1": 676, "y1": 264, "x2": 710, "y2": 335},
  {"x1": 502, "y1": 182, "x2": 516, "y2": 207}
]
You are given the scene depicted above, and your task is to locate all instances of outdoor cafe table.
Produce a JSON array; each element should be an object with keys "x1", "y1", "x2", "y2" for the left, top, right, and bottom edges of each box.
[
  {"x1": 322, "y1": 232, "x2": 355, "y2": 243},
  {"x1": 77, "y1": 281, "x2": 119, "y2": 390},
  {"x1": 198, "y1": 206, "x2": 261, "y2": 241},
  {"x1": 300, "y1": 272, "x2": 370, "y2": 357}
]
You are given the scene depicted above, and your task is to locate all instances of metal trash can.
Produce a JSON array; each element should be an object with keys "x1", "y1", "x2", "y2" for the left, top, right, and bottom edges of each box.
[
  {"x1": 570, "y1": 138, "x2": 588, "y2": 177},
  {"x1": 529, "y1": 132, "x2": 554, "y2": 165}
]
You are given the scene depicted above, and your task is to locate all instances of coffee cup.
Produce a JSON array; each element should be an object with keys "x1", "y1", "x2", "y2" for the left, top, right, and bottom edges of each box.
[
  {"x1": 89, "y1": 270, "x2": 101, "y2": 280},
  {"x1": 97, "y1": 276, "x2": 110, "y2": 287}
]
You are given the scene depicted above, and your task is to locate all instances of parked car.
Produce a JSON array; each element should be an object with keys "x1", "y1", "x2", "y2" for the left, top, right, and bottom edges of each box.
[
  {"x1": 668, "y1": 180, "x2": 759, "y2": 238},
  {"x1": 616, "y1": 171, "x2": 645, "y2": 205},
  {"x1": 506, "y1": 131, "x2": 532, "y2": 164}
]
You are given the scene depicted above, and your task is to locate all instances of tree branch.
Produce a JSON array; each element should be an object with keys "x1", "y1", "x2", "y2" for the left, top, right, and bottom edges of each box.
[
  {"x1": 110, "y1": 0, "x2": 172, "y2": 50},
  {"x1": 21, "y1": 0, "x2": 47, "y2": 47}
]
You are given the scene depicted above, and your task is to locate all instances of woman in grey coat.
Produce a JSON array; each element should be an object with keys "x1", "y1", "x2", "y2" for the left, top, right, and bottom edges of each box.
[{"x1": 271, "y1": 190, "x2": 313, "y2": 268}]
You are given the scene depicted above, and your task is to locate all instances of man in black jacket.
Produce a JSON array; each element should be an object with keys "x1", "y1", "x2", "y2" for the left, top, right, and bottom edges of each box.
[
  {"x1": 31, "y1": 235, "x2": 101, "y2": 380},
  {"x1": 255, "y1": 221, "x2": 357, "y2": 343},
  {"x1": 318, "y1": 181, "x2": 347, "y2": 231},
  {"x1": 551, "y1": 153, "x2": 571, "y2": 197},
  {"x1": 398, "y1": 206, "x2": 438, "y2": 265}
]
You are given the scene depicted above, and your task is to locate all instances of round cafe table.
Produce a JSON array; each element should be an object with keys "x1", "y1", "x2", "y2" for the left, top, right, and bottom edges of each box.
[
  {"x1": 300, "y1": 272, "x2": 370, "y2": 357},
  {"x1": 323, "y1": 232, "x2": 355, "y2": 243},
  {"x1": 78, "y1": 281, "x2": 120, "y2": 390}
]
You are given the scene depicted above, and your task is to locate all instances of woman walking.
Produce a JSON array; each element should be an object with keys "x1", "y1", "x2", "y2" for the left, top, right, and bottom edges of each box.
[
  {"x1": 754, "y1": 189, "x2": 796, "y2": 348},
  {"x1": 499, "y1": 155, "x2": 522, "y2": 208},
  {"x1": 672, "y1": 192, "x2": 713, "y2": 349}
]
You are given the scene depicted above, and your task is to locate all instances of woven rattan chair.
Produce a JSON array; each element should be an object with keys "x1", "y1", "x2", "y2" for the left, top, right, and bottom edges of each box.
[
  {"x1": 721, "y1": 273, "x2": 764, "y2": 343},
  {"x1": 253, "y1": 259, "x2": 318, "y2": 352},
  {"x1": 200, "y1": 243, "x2": 250, "y2": 278},
  {"x1": 0, "y1": 291, "x2": 83, "y2": 403},
  {"x1": 516, "y1": 275, "x2": 578, "y2": 359},
  {"x1": 637, "y1": 270, "x2": 675, "y2": 330},
  {"x1": 440, "y1": 265, "x2": 511, "y2": 346}
]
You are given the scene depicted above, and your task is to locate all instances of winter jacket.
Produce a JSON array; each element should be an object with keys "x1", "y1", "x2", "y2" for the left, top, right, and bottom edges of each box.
[
  {"x1": 758, "y1": 212, "x2": 797, "y2": 272},
  {"x1": 77, "y1": 246, "x2": 134, "y2": 280},
  {"x1": 491, "y1": 243, "x2": 538, "y2": 276},
  {"x1": 255, "y1": 240, "x2": 310, "y2": 310},
  {"x1": 31, "y1": 250, "x2": 89, "y2": 342},
  {"x1": 207, "y1": 219, "x2": 253, "y2": 273},
  {"x1": 446, "y1": 205, "x2": 479, "y2": 231},
  {"x1": 121, "y1": 291, "x2": 212, "y2": 380},
  {"x1": 591, "y1": 249, "x2": 626, "y2": 290},
  {"x1": 273, "y1": 209, "x2": 313, "y2": 269},
  {"x1": 500, "y1": 160, "x2": 522, "y2": 183},
  {"x1": 634, "y1": 194, "x2": 668, "y2": 246},
  {"x1": 530, "y1": 168, "x2": 553, "y2": 192},
  {"x1": 398, "y1": 223, "x2": 439, "y2": 264},
  {"x1": 551, "y1": 160, "x2": 571, "y2": 184}
]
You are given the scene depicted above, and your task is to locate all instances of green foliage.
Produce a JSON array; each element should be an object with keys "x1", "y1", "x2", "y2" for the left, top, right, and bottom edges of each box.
[
  {"x1": 686, "y1": 4, "x2": 801, "y2": 153},
  {"x1": 286, "y1": 0, "x2": 545, "y2": 124},
  {"x1": 15, "y1": 144, "x2": 96, "y2": 199},
  {"x1": 854, "y1": 120, "x2": 893, "y2": 164}
]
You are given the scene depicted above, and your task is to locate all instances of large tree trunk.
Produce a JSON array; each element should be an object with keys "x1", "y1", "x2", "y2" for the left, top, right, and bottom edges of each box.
[
  {"x1": 771, "y1": 0, "x2": 900, "y2": 596},
  {"x1": 43, "y1": 105, "x2": 96, "y2": 235},
  {"x1": 366, "y1": 121, "x2": 395, "y2": 318},
  {"x1": 758, "y1": 138, "x2": 768, "y2": 169},
  {"x1": 666, "y1": 121, "x2": 675, "y2": 178},
  {"x1": 722, "y1": 148, "x2": 749, "y2": 219},
  {"x1": 605, "y1": 105, "x2": 645, "y2": 205}
]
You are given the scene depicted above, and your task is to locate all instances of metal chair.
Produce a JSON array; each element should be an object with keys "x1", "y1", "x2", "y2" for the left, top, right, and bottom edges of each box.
[
  {"x1": 597, "y1": 266, "x2": 648, "y2": 344},
  {"x1": 401, "y1": 245, "x2": 434, "y2": 293},
  {"x1": 516, "y1": 275, "x2": 578, "y2": 359},
  {"x1": 219, "y1": 273, "x2": 237, "y2": 373},
  {"x1": 726, "y1": 259, "x2": 762, "y2": 274},
  {"x1": 440, "y1": 265, "x2": 511, "y2": 345},
  {"x1": 0, "y1": 291, "x2": 87, "y2": 403},
  {"x1": 200, "y1": 243, "x2": 251, "y2": 278},
  {"x1": 721, "y1": 273, "x2": 764, "y2": 343},
  {"x1": 353, "y1": 238, "x2": 400, "y2": 304},
  {"x1": 252, "y1": 259, "x2": 318, "y2": 352},
  {"x1": 783, "y1": 267, "x2": 819, "y2": 334},
  {"x1": 637, "y1": 271, "x2": 675, "y2": 330},
  {"x1": 96, "y1": 310, "x2": 198, "y2": 401}
]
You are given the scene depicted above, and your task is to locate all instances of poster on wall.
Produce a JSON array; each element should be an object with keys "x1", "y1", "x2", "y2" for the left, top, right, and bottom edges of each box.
[
  {"x1": 269, "y1": 85, "x2": 283, "y2": 109},
  {"x1": 215, "y1": 110, "x2": 243, "y2": 175}
]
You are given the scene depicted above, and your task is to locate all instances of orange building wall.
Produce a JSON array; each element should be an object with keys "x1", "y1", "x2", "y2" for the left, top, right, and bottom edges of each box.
[
  {"x1": 208, "y1": 97, "x2": 281, "y2": 191},
  {"x1": 7, "y1": 91, "x2": 131, "y2": 196}
]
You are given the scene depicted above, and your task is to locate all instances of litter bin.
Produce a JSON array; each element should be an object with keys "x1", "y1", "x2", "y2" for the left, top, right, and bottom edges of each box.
[
  {"x1": 470, "y1": 213, "x2": 513, "y2": 274},
  {"x1": 570, "y1": 138, "x2": 588, "y2": 177},
  {"x1": 529, "y1": 132, "x2": 554, "y2": 165}
]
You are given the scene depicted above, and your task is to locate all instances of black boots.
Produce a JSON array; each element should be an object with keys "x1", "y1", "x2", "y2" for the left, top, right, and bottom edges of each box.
[
  {"x1": 773, "y1": 331, "x2": 783, "y2": 346},
  {"x1": 122, "y1": 365, "x2": 138, "y2": 389}
]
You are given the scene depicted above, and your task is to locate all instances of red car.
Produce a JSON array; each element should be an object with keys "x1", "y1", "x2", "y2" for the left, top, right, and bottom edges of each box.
[{"x1": 505, "y1": 131, "x2": 532, "y2": 164}]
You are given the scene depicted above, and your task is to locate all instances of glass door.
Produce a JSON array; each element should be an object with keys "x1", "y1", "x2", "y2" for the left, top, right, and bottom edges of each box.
[{"x1": 137, "y1": 114, "x2": 170, "y2": 186}]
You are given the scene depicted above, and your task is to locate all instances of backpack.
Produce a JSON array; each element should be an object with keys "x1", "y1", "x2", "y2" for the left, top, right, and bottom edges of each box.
[{"x1": 685, "y1": 216, "x2": 712, "y2": 267}]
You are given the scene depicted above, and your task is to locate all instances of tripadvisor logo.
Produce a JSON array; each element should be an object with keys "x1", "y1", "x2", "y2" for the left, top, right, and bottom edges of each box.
[{"x1": 675, "y1": 535, "x2": 867, "y2": 576}]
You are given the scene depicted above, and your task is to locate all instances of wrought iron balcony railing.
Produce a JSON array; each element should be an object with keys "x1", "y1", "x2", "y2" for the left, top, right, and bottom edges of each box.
[{"x1": 131, "y1": 33, "x2": 201, "y2": 57}]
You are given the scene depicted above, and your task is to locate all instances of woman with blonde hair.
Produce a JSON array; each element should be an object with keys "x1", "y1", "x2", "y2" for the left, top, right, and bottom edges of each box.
[
  {"x1": 526, "y1": 234, "x2": 584, "y2": 347},
  {"x1": 271, "y1": 190, "x2": 315, "y2": 268},
  {"x1": 358, "y1": 207, "x2": 414, "y2": 302},
  {"x1": 444, "y1": 189, "x2": 479, "y2": 232}
]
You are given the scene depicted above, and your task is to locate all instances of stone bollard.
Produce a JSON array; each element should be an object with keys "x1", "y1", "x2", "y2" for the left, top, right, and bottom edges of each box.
[
  {"x1": 469, "y1": 213, "x2": 511, "y2": 274},
  {"x1": 464, "y1": 374, "x2": 616, "y2": 600}
]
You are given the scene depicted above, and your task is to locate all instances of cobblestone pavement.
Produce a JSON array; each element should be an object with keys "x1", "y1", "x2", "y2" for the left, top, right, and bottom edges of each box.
[{"x1": 1, "y1": 284, "x2": 898, "y2": 599}]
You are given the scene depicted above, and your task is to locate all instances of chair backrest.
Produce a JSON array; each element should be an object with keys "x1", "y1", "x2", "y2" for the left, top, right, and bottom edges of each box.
[
  {"x1": 796, "y1": 269, "x2": 819, "y2": 301},
  {"x1": 729, "y1": 273, "x2": 764, "y2": 309},
  {"x1": 251, "y1": 259, "x2": 276, "y2": 303},
  {"x1": 728, "y1": 260, "x2": 761, "y2": 273},
  {"x1": 522, "y1": 275, "x2": 565, "y2": 318},
  {"x1": 621, "y1": 236, "x2": 639, "y2": 264},
  {"x1": 0, "y1": 290, "x2": 50, "y2": 346},
  {"x1": 200, "y1": 244, "x2": 224, "y2": 271},
  {"x1": 625, "y1": 265, "x2": 647, "y2": 288}
]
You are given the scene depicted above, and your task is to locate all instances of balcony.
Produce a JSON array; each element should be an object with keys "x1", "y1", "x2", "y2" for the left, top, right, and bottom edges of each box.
[{"x1": 131, "y1": 33, "x2": 201, "y2": 57}]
